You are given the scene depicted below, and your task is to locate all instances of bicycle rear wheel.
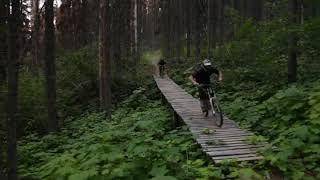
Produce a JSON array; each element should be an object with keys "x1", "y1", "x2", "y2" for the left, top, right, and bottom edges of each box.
[
  {"x1": 159, "y1": 66, "x2": 165, "y2": 77},
  {"x1": 210, "y1": 98, "x2": 223, "y2": 127}
]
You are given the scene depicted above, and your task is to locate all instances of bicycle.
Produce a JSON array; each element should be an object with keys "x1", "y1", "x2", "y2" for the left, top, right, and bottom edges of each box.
[
  {"x1": 159, "y1": 65, "x2": 165, "y2": 78},
  {"x1": 199, "y1": 84, "x2": 224, "y2": 127}
]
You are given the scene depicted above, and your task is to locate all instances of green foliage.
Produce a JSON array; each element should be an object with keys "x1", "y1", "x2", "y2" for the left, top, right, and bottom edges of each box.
[
  {"x1": 300, "y1": 17, "x2": 320, "y2": 78},
  {"x1": 18, "y1": 69, "x2": 47, "y2": 134},
  {"x1": 11, "y1": 47, "x2": 99, "y2": 135},
  {"x1": 18, "y1": 89, "x2": 217, "y2": 179},
  {"x1": 245, "y1": 136, "x2": 267, "y2": 145},
  {"x1": 230, "y1": 168, "x2": 264, "y2": 180},
  {"x1": 57, "y1": 47, "x2": 99, "y2": 117},
  {"x1": 19, "y1": 86, "x2": 270, "y2": 179},
  {"x1": 213, "y1": 19, "x2": 289, "y2": 85},
  {"x1": 223, "y1": 82, "x2": 320, "y2": 179},
  {"x1": 14, "y1": 47, "x2": 151, "y2": 136}
]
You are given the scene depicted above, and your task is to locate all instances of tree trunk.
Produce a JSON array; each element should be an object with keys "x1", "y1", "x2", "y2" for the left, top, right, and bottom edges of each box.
[
  {"x1": 99, "y1": 0, "x2": 111, "y2": 118},
  {"x1": 247, "y1": 0, "x2": 264, "y2": 20},
  {"x1": 168, "y1": 0, "x2": 174, "y2": 57},
  {"x1": 44, "y1": 0, "x2": 58, "y2": 132},
  {"x1": 288, "y1": 0, "x2": 299, "y2": 83},
  {"x1": 137, "y1": 0, "x2": 143, "y2": 62},
  {"x1": 81, "y1": 0, "x2": 89, "y2": 46},
  {"x1": 31, "y1": 0, "x2": 40, "y2": 68},
  {"x1": 134, "y1": 0, "x2": 141, "y2": 69},
  {"x1": 186, "y1": 0, "x2": 191, "y2": 57},
  {"x1": 195, "y1": 0, "x2": 201, "y2": 60},
  {"x1": 207, "y1": 0, "x2": 216, "y2": 57},
  {"x1": 0, "y1": 0, "x2": 7, "y2": 81},
  {"x1": 216, "y1": 0, "x2": 225, "y2": 45},
  {"x1": 0, "y1": 132, "x2": 4, "y2": 179},
  {"x1": 126, "y1": 0, "x2": 133, "y2": 59},
  {"x1": 134, "y1": 0, "x2": 138, "y2": 54},
  {"x1": 0, "y1": 0, "x2": 8, "y2": 176},
  {"x1": 165, "y1": 0, "x2": 170, "y2": 57},
  {"x1": 96, "y1": 0, "x2": 101, "y2": 39},
  {"x1": 176, "y1": 0, "x2": 182, "y2": 60},
  {"x1": 7, "y1": 0, "x2": 20, "y2": 179}
]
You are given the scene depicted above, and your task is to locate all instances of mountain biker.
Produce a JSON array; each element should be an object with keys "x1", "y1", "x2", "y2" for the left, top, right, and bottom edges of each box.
[
  {"x1": 189, "y1": 59, "x2": 223, "y2": 116},
  {"x1": 158, "y1": 58, "x2": 166, "y2": 77}
]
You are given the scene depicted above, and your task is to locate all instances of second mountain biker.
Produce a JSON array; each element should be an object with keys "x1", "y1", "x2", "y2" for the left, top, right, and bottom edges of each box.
[{"x1": 189, "y1": 59, "x2": 223, "y2": 116}]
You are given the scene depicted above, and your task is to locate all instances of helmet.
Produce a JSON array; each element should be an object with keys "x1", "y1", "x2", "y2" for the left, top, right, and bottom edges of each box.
[{"x1": 202, "y1": 59, "x2": 212, "y2": 66}]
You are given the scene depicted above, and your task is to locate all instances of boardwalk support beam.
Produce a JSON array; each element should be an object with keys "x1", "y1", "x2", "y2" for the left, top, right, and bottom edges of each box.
[
  {"x1": 172, "y1": 110, "x2": 177, "y2": 128},
  {"x1": 161, "y1": 94, "x2": 166, "y2": 105}
]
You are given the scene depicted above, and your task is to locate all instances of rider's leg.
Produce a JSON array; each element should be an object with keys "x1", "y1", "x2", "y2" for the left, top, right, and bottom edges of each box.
[
  {"x1": 198, "y1": 87, "x2": 210, "y2": 114},
  {"x1": 162, "y1": 66, "x2": 165, "y2": 77},
  {"x1": 200, "y1": 100, "x2": 206, "y2": 112},
  {"x1": 205, "y1": 99, "x2": 211, "y2": 110},
  {"x1": 159, "y1": 66, "x2": 164, "y2": 77}
]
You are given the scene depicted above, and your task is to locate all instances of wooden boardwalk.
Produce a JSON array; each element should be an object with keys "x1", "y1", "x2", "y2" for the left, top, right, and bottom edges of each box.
[{"x1": 154, "y1": 76, "x2": 263, "y2": 163}]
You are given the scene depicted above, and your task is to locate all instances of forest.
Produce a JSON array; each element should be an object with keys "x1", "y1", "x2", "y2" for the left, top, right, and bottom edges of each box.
[{"x1": 1, "y1": 0, "x2": 320, "y2": 179}]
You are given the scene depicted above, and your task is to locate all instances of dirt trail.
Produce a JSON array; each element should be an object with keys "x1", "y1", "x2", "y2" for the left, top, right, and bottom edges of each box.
[
  {"x1": 142, "y1": 50, "x2": 163, "y2": 75},
  {"x1": 143, "y1": 50, "x2": 162, "y2": 65}
]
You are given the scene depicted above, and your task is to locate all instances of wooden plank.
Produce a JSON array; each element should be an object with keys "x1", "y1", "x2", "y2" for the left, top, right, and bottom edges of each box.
[
  {"x1": 189, "y1": 120, "x2": 239, "y2": 126},
  {"x1": 198, "y1": 139, "x2": 246, "y2": 144},
  {"x1": 203, "y1": 145, "x2": 263, "y2": 152},
  {"x1": 206, "y1": 149, "x2": 258, "y2": 157},
  {"x1": 201, "y1": 145, "x2": 256, "y2": 151},
  {"x1": 196, "y1": 134, "x2": 251, "y2": 138},
  {"x1": 200, "y1": 142, "x2": 262, "y2": 148},
  {"x1": 196, "y1": 134, "x2": 252, "y2": 139},
  {"x1": 163, "y1": 93, "x2": 192, "y2": 96},
  {"x1": 190, "y1": 128, "x2": 250, "y2": 134},
  {"x1": 215, "y1": 156, "x2": 263, "y2": 163},
  {"x1": 192, "y1": 129, "x2": 250, "y2": 134},
  {"x1": 198, "y1": 137, "x2": 250, "y2": 142},
  {"x1": 198, "y1": 138, "x2": 247, "y2": 143},
  {"x1": 190, "y1": 128, "x2": 249, "y2": 136},
  {"x1": 197, "y1": 135, "x2": 251, "y2": 141},
  {"x1": 191, "y1": 129, "x2": 250, "y2": 134},
  {"x1": 210, "y1": 153, "x2": 260, "y2": 160},
  {"x1": 198, "y1": 138, "x2": 266, "y2": 145},
  {"x1": 190, "y1": 128, "x2": 253, "y2": 135}
]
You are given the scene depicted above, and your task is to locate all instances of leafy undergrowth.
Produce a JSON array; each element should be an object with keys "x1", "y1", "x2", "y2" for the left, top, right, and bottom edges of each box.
[
  {"x1": 19, "y1": 87, "x2": 267, "y2": 180},
  {"x1": 224, "y1": 82, "x2": 320, "y2": 179}
]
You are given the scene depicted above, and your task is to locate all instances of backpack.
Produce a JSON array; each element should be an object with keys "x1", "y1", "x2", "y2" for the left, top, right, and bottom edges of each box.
[{"x1": 193, "y1": 63, "x2": 209, "y2": 75}]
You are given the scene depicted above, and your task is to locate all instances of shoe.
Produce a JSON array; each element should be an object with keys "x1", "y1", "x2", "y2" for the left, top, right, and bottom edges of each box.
[{"x1": 212, "y1": 110, "x2": 216, "y2": 115}]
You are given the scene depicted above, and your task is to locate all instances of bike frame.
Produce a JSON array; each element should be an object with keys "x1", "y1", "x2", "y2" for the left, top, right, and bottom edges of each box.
[
  {"x1": 200, "y1": 84, "x2": 215, "y2": 97},
  {"x1": 159, "y1": 65, "x2": 165, "y2": 77},
  {"x1": 202, "y1": 85, "x2": 217, "y2": 110},
  {"x1": 200, "y1": 84, "x2": 223, "y2": 127}
]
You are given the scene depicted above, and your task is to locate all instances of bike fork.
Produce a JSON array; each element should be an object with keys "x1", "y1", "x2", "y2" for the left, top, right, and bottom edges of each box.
[
  {"x1": 210, "y1": 98, "x2": 216, "y2": 114},
  {"x1": 208, "y1": 91, "x2": 215, "y2": 115}
]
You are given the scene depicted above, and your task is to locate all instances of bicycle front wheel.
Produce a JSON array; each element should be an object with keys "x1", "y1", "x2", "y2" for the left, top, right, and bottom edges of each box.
[{"x1": 211, "y1": 98, "x2": 223, "y2": 127}]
